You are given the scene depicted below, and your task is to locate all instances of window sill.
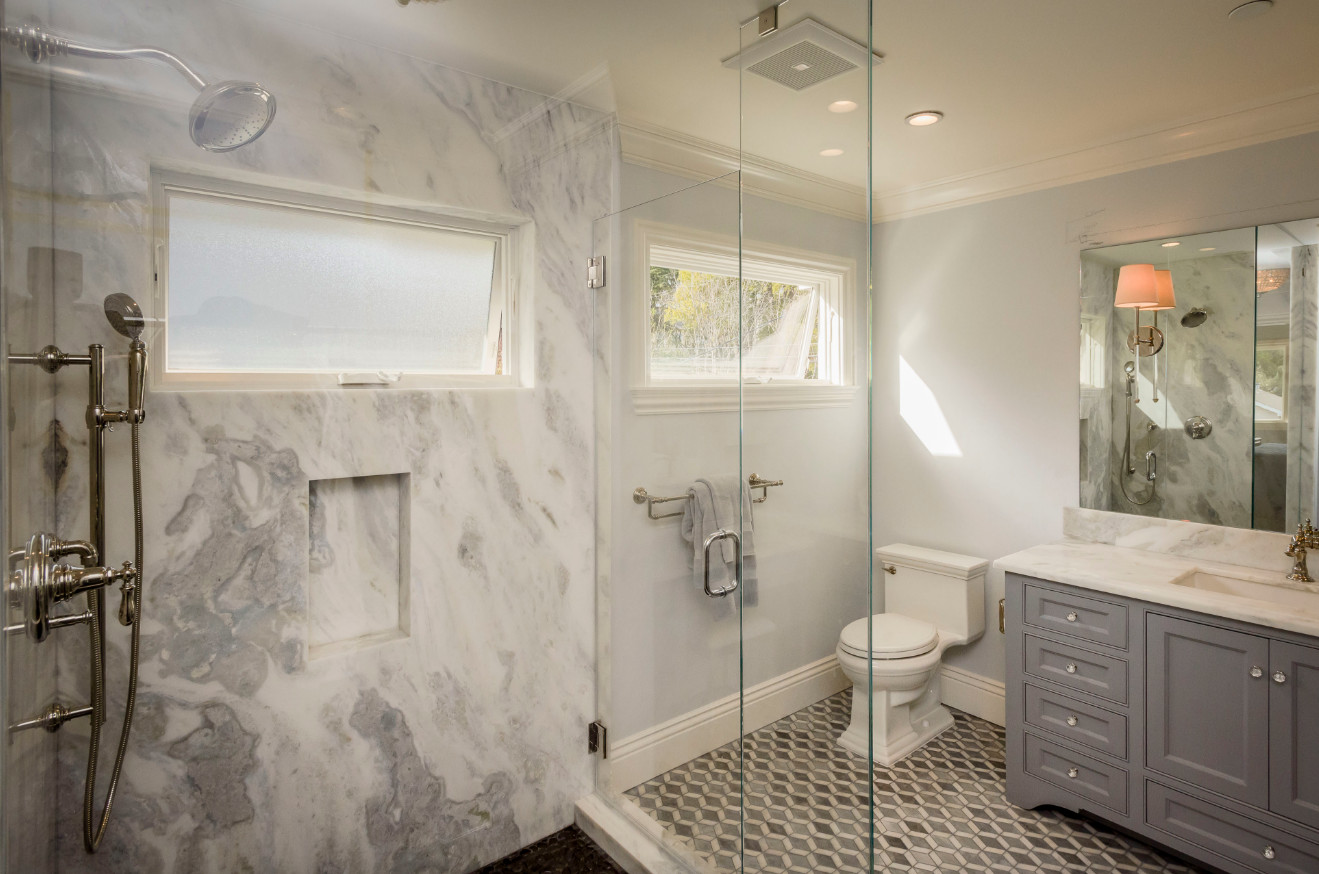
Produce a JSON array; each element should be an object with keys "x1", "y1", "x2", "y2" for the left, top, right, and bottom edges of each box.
[{"x1": 631, "y1": 383, "x2": 860, "y2": 415}]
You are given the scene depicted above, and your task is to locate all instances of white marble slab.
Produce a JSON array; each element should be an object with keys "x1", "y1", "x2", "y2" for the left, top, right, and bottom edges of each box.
[
  {"x1": 1063, "y1": 506, "x2": 1293, "y2": 573},
  {"x1": 996, "y1": 539, "x2": 1319, "y2": 638},
  {"x1": 308, "y1": 473, "x2": 407, "y2": 655}
]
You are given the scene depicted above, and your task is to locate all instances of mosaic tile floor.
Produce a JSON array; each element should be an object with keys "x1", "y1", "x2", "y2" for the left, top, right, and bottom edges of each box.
[
  {"x1": 627, "y1": 690, "x2": 1204, "y2": 873},
  {"x1": 474, "y1": 825, "x2": 626, "y2": 874}
]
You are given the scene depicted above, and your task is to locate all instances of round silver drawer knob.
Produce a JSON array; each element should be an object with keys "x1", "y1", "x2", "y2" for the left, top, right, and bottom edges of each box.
[
  {"x1": 1250, "y1": 666, "x2": 1264, "y2": 678},
  {"x1": 1274, "y1": 671, "x2": 1287, "y2": 684},
  {"x1": 1066, "y1": 611, "x2": 1078, "y2": 622},
  {"x1": 1263, "y1": 845, "x2": 1275, "y2": 860},
  {"x1": 1066, "y1": 663, "x2": 1078, "y2": 674},
  {"x1": 1067, "y1": 767, "x2": 1079, "y2": 779},
  {"x1": 1066, "y1": 715, "x2": 1079, "y2": 727}
]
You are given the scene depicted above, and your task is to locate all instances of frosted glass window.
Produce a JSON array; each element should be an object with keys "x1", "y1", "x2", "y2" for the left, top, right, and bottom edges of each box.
[{"x1": 164, "y1": 189, "x2": 506, "y2": 375}]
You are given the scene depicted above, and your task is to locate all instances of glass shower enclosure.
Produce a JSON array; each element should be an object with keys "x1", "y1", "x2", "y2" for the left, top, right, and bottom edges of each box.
[{"x1": 589, "y1": 4, "x2": 878, "y2": 870}]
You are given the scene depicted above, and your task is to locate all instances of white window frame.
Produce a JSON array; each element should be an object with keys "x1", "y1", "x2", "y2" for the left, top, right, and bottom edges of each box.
[
  {"x1": 150, "y1": 167, "x2": 530, "y2": 391},
  {"x1": 631, "y1": 221, "x2": 857, "y2": 414}
]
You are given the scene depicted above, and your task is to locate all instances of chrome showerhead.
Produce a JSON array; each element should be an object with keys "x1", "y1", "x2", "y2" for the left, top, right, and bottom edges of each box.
[
  {"x1": 1, "y1": 25, "x2": 275, "y2": 151},
  {"x1": 189, "y1": 80, "x2": 276, "y2": 152},
  {"x1": 1180, "y1": 308, "x2": 1209, "y2": 328},
  {"x1": 103, "y1": 293, "x2": 145, "y2": 340},
  {"x1": 1124, "y1": 361, "x2": 1136, "y2": 375}
]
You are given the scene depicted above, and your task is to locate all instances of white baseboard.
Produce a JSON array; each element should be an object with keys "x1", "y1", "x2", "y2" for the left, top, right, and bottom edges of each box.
[
  {"x1": 608, "y1": 655, "x2": 849, "y2": 792},
  {"x1": 940, "y1": 664, "x2": 1006, "y2": 727}
]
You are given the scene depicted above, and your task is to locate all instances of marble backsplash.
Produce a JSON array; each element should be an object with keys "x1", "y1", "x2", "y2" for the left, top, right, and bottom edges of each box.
[
  {"x1": 10, "y1": 0, "x2": 619, "y2": 870},
  {"x1": 1063, "y1": 506, "x2": 1293, "y2": 575}
]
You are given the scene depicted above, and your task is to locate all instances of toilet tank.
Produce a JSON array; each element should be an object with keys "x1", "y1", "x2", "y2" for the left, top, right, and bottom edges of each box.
[{"x1": 877, "y1": 543, "x2": 988, "y2": 643}]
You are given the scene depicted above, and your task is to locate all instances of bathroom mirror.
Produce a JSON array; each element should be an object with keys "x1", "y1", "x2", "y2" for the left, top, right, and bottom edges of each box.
[{"x1": 1079, "y1": 219, "x2": 1319, "y2": 532}]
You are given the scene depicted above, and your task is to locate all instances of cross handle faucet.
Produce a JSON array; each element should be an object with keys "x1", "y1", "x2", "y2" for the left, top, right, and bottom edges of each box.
[{"x1": 1286, "y1": 519, "x2": 1319, "y2": 583}]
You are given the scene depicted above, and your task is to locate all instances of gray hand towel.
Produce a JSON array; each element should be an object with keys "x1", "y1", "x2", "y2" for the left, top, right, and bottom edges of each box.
[{"x1": 681, "y1": 475, "x2": 758, "y2": 614}]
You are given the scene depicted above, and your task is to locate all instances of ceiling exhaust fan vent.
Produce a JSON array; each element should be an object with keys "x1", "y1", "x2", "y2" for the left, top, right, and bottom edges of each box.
[
  {"x1": 724, "y1": 19, "x2": 882, "y2": 92},
  {"x1": 747, "y1": 41, "x2": 856, "y2": 90}
]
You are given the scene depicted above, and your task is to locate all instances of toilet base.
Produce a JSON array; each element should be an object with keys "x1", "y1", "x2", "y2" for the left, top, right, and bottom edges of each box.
[{"x1": 837, "y1": 670, "x2": 956, "y2": 766}]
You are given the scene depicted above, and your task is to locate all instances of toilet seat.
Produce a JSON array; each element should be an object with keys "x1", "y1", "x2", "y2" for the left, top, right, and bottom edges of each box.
[{"x1": 838, "y1": 613, "x2": 938, "y2": 660}]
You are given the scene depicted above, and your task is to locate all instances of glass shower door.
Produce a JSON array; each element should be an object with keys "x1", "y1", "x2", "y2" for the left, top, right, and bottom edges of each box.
[
  {"x1": 2, "y1": 17, "x2": 63, "y2": 872},
  {"x1": 591, "y1": 171, "x2": 749, "y2": 868},
  {"x1": 734, "y1": 2, "x2": 875, "y2": 871}
]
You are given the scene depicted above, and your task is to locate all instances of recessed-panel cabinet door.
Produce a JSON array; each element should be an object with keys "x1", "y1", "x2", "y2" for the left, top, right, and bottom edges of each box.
[
  {"x1": 1270, "y1": 640, "x2": 1319, "y2": 830},
  {"x1": 1147, "y1": 615, "x2": 1270, "y2": 807}
]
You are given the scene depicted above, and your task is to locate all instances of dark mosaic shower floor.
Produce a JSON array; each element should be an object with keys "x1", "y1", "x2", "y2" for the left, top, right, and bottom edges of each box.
[
  {"x1": 626, "y1": 690, "x2": 1204, "y2": 873},
  {"x1": 474, "y1": 825, "x2": 626, "y2": 874}
]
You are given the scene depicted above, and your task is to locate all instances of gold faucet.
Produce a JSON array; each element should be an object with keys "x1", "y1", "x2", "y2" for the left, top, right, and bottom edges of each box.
[{"x1": 1286, "y1": 520, "x2": 1319, "y2": 583}]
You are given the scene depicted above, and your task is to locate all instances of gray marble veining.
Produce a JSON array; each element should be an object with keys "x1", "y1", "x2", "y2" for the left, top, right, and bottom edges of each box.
[
  {"x1": 18, "y1": 0, "x2": 619, "y2": 870},
  {"x1": 308, "y1": 473, "x2": 407, "y2": 655},
  {"x1": 1063, "y1": 506, "x2": 1293, "y2": 574}
]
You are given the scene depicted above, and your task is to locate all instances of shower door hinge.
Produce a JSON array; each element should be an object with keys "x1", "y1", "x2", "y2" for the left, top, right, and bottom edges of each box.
[
  {"x1": 588, "y1": 720, "x2": 608, "y2": 758},
  {"x1": 587, "y1": 256, "x2": 606, "y2": 289}
]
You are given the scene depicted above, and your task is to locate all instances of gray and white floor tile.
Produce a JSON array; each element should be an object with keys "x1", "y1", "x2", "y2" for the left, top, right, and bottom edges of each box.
[{"x1": 627, "y1": 691, "x2": 1202, "y2": 873}]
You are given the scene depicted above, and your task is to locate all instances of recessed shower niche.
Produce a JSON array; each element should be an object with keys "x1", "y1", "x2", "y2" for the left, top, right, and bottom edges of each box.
[{"x1": 307, "y1": 473, "x2": 411, "y2": 658}]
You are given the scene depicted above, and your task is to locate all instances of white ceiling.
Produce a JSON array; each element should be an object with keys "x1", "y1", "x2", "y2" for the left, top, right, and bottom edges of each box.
[{"x1": 232, "y1": 0, "x2": 1319, "y2": 216}]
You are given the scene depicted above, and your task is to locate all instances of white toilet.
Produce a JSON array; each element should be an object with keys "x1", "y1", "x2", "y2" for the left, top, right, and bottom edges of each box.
[{"x1": 836, "y1": 543, "x2": 988, "y2": 765}]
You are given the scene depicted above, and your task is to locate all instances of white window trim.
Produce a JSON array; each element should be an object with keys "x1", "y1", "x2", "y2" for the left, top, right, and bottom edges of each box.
[
  {"x1": 150, "y1": 167, "x2": 531, "y2": 391},
  {"x1": 631, "y1": 220, "x2": 858, "y2": 414}
]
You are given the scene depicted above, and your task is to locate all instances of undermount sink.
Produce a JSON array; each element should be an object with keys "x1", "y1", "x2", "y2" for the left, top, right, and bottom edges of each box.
[{"x1": 1169, "y1": 570, "x2": 1319, "y2": 612}]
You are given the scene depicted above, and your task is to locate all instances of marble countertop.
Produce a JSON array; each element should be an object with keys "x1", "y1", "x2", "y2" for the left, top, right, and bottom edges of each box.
[{"x1": 995, "y1": 540, "x2": 1319, "y2": 639}]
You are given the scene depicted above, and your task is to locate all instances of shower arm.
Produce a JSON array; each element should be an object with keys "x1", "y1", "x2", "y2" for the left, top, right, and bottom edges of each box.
[{"x1": 2, "y1": 25, "x2": 207, "y2": 91}]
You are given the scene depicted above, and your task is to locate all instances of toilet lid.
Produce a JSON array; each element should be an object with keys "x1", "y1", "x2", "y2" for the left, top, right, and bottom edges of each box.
[{"x1": 839, "y1": 614, "x2": 938, "y2": 660}]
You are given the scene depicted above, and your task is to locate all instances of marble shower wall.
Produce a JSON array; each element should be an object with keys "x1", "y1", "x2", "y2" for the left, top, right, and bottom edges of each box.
[
  {"x1": 2, "y1": 1, "x2": 61, "y2": 870},
  {"x1": 1078, "y1": 260, "x2": 1113, "y2": 512},
  {"x1": 35, "y1": 0, "x2": 614, "y2": 870},
  {"x1": 1286, "y1": 245, "x2": 1318, "y2": 529},
  {"x1": 1095, "y1": 252, "x2": 1256, "y2": 527}
]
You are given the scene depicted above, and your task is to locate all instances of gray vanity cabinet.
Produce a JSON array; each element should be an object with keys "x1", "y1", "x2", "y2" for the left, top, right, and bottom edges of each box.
[
  {"x1": 1270, "y1": 640, "x2": 1319, "y2": 830},
  {"x1": 1007, "y1": 573, "x2": 1319, "y2": 874},
  {"x1": 1147, "y1": 614, "x2": 1270, "y2": 807}
]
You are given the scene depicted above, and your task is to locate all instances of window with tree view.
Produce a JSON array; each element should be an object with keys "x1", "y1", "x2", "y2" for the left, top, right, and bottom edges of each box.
[{"x1": 645, "y1": 235, "x2": 848, "y2": 385}]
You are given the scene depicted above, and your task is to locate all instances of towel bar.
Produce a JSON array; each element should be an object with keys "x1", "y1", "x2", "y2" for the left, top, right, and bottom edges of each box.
[{"x1": 632, "y1": 474, "x2": 783, "y2": 520}]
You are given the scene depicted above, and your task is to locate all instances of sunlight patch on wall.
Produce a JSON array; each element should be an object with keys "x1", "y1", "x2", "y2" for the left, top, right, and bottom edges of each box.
[{"x1": 899, "y1": 357, "x2": 962, "y2": 457}]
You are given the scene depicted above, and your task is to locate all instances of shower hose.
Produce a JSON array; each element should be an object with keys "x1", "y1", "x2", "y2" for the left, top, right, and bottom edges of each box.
[{"x1": 82, "y1": 421, "x2": 143, "y2": 851}]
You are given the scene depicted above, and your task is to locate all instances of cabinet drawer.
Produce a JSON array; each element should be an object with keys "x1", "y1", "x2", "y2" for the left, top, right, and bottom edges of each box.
[
  {"x1": 1024, "y1": 732, "x2": 1128, "y2": 815},
  {"x1": 1147, "y1": 781, "x2": 1319, "y2": 874},
  {"x1": 1025, "y1": 584, "x2": 1128, "y2": 650},
  {"x1": 1024, "y1": 683, "x2": 1127, "y2": 759},
  {"x1": 1025, "y1": 634, "x2": 1128, "y2": 705}
]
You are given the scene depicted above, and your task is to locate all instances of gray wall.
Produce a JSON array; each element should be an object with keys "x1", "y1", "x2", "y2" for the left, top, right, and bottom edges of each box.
[{"x1": 872, "y1": 129, "x2": 1319, "y2": 686}]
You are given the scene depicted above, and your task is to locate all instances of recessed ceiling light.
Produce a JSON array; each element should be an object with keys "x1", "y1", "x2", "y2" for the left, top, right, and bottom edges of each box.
[
  {"x1": 1200, "y1": 247, "x2": 1216, "y2": 252},
  {"x1": 819, "y1": 148, "x2": 844, "y2": 157},
  {"x1": 829, "y1": 100, "x2": 858, "y2": 114},
  {"x1": 1228, "y1": 0, "x2": 1273, "y2": 21},
  {"x1": 905, "y1": 111, "x2": 943, "y2": 127},
  {"x1": 1162, "y1": 241, "x2": 1181, "y2": 248},
  {"x1": 792, "y1": 63, "x2": 812, "y2": 72}
]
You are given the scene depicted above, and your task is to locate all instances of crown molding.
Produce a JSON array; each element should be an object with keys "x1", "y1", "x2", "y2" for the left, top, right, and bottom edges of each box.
[
  {"x1": 617, "y1": 118, "x2": 869, "y2": 222},
  {"x1": 872, "y1": 84, "x2": 1319, "y2": 224}
]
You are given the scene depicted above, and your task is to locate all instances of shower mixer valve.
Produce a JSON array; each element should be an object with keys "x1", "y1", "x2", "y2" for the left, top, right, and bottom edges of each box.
[{"x1": 7, "y1": 533, "x2": 136, "y2": 643}]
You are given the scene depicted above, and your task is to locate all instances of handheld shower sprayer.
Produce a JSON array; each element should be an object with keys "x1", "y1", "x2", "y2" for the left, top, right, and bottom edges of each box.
[
  {"x1": 1, "y1": 24, "x2": 275, "y2": 151},
  {"x1": 4, "y1": 294, "x2": 153, "y2": 853},
  {"x1": 1120, "y1": 358, "x2": 1158, "y2": 506},
  {"x1": 103, "y1": 294, "x2": 147, "y2": 423}
]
